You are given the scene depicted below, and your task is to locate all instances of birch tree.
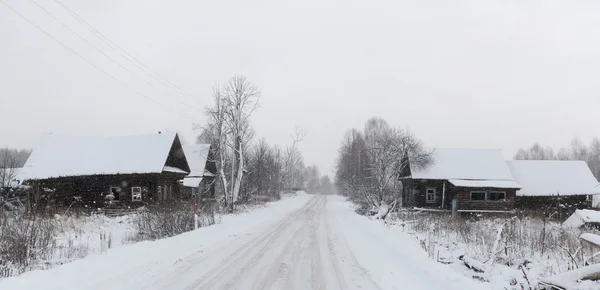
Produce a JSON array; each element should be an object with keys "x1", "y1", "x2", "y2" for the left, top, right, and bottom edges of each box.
[{"x1": 203, "y1": 76, "x2": 260, "y2": 211}]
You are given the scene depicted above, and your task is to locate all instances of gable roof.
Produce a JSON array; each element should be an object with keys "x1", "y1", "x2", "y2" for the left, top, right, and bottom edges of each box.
[
  {"x1": 21, "y1": 132, "x2": 189, "y2": 180},
  {"x1": 182, "y1": 144, "x2": 211, "y2": 177},
  {"x1": 409, "y1": 148, "x2": 516, "y2": 181},
  {"x1": 507, "y1": 160, "x2": 600, "y2": 196}
]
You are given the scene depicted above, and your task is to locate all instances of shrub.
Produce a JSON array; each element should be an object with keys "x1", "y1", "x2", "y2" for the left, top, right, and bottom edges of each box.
[
  {"x1": 0, "y1": 214, "x2": 56, "y2": 277},
  {"x1": 128, "y1": 201, "x2": 218, "y2": 242}
]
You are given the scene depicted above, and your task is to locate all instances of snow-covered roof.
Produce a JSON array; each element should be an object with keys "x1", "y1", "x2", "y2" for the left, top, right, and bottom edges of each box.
[
  {"x1": 182, "y1": 144, "x2": 211, "y2": 177},
  {"x1": 410, "y1": 148, "x2": 516, "y2": 181},
  {"x1": 448, "y1": 179, "x2": 521, "y2": 189},
  {"x1": 564, "y1": 209, "x2": 600, "y2": 228},
  {"x1": 507, "y1": 160, "x2": 600, "y2": 196},
  {"x1": 183, "y1": 177, "x2": 203, "y2": 188},
  {"x1": 163, "y1": 166, "x2": 189, "y2": 174},
  {"x1": 21, "y1": 132, "x2": 188, "y2": 180}
]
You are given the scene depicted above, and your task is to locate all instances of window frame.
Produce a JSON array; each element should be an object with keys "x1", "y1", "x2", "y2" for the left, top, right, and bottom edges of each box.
[
  {"x1": 469, "y1": 191, "x2": 487, "y2": 201},
  {"x1": 488, "y1": 191, "x2": 506, "y2": 201},
  {"x1": 131, "y1": 186, "x2": 142, "y2": 202},
  {"x1": 109, "y1": 186, "x2": 120, "y2": 201},
  {"x1": 425, "y1": 187, "x2": 436, "y2": 203}
]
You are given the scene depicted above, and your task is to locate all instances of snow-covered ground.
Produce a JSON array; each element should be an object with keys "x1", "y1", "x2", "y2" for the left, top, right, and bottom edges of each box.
[{"x1": 0, "y1": 194, "x2": 487, "y2": 290}]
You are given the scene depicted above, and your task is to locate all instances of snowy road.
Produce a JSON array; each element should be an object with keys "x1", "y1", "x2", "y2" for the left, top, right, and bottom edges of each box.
[{"x1": 0, "y1": 194, "x2": 487, "y2": 290}]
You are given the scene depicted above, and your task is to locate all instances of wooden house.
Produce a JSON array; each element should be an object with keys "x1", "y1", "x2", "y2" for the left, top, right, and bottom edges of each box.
[
  {"x1": 400, "y1": 148, "x2": 521, "y2": 212},
  {"x1": 20, "y1": 132, "x2": 190, "y2": 207},
  {"x1": 180, "y1": 144, "x2": 217, "y2": 199},
  {"x1": 507, "y1": 160, "x2": 600, "y2": 213}
]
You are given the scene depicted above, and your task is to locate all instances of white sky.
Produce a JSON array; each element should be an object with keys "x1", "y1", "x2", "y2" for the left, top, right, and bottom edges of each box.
[{"x1": 1, "y1": 0, "x2": 600, "y2": 175}]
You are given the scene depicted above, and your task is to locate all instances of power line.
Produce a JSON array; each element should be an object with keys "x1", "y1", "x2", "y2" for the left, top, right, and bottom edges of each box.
[
  {"x1": 53, "y1": 0, "x2": 201, "y2": 104},
  {"x1": 29, "y1": 0, "x2": 203, "y2": 112},
  {"x1": 0, "y1": 0, "x2": 201, "y2": 123}
]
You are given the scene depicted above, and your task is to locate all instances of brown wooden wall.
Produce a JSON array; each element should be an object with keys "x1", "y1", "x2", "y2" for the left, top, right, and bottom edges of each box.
[
  {"x1": 34, "y1": 172, "x2": 186, "y2": 208},
  {"x1": 402, "y1": 179, "x2": 456, "y2": 209},
  {"x1": 402, "y1": 178, "x2": 517, "y2": 211},
  {"x1": 456, "y1": 187, "x2": 516, "y2": 211}
]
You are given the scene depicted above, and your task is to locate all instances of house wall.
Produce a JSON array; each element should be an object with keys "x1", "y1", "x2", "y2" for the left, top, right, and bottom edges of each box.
[
  {"x1": 456, "y1": 187, "x2": 516, "y2": 211},
  {"x1": 402, "y1": 179, "x2": 517, "y2": 211},
  {"x1": 33, "y1": 173, "x2": 186, "y2": 208},
  {"x1": 402, "y1": 179, "x2": 455, "y2": 209},
  {"x1": 516, "y1": 195, "x2": 591, "y2": 219}
]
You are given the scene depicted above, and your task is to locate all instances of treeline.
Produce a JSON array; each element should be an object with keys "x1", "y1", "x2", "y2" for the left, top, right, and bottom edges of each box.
[
  {"x1": 197, "y1": 76, "x2": 324, "y2": 211},
  {"x1": 515, "y1": 138, "x2": 600, "y2": 180},
  {"x1": 334, "y1": 117, "x2": 431, "y2": 217}
]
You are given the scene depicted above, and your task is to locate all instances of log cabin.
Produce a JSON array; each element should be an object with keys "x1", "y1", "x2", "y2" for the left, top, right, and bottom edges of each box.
[
  {"x1": 180, "y1": 144, "x2": 217, "y2": 199},
  {"x1": 400, "y1": 148, "x2": 521, "y2": 212},
  {"x1": 20, "y1": 132, "x2": 190, "y2": 208},
  {"x1": 507, "y1": 160, "x2": 600, "y2": 216}
]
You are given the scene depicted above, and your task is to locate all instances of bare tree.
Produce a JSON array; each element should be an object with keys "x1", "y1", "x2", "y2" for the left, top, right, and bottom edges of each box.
[
  {"x1": 0, "y1": 149, "x2": 22, "y2": 196},
  {"x1": 202, "y1": 76, "x2": 260, "y2": 211},
  {"x1": 335, "y1": 118, "x2": 432, "y2": 218},
  {"x1": 282, "y1": 127, "x2": 306, "y2": 191}
]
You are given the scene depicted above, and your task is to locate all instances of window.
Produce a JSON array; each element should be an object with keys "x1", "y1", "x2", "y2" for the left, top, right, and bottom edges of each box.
[
  {"x1": 110, "y1": 187, "x2": 120, "y2": 201},
  {"x1": 157, "y1": 186, "x2": 162, "y2": 200},
  {"x1": 488, "y1": 191, "x2": 506, "y2": 201},
  {"x1": 426, "y1": 187, "x2": 436, "y2": 203},
  {"x1": 132, "y1": 187, "x2": 142, "y2": 202},
  {"x1": 470, "y1": 191, "x2": 486, "y2": 201}
]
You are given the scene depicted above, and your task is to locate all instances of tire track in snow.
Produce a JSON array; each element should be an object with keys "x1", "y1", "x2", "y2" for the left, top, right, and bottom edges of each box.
[
  {"x1": 182, "y1": 195, "x2": 321, "y2": 290},
  {"x1": 325, "y1": 198, "x2": 382, "y2": 290},
  {"x1": 265, "y1": 194, "x2": 326, "y2": 290}
]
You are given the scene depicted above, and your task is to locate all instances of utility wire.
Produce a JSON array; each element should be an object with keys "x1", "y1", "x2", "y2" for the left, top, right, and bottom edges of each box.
[
  {"x1": 29, "y1": 0, "x2": 203, "y2": 112},
  {"x1": 0, "y1": 0, "x2": 201, "y2": 123},
  {"x1": 53, "y1": 0, "x2": 201, "y2": 104}
]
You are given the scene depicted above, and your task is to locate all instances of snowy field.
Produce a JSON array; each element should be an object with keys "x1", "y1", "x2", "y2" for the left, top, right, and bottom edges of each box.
[{"x1": 0, "y1": 193, "x2": 487, "y2": 290}]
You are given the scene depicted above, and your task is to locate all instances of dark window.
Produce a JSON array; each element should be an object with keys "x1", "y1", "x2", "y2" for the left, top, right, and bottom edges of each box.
[
  {"x1": 489, "y1": 191, "x2": 506, "y2": 201},
  {"x1": 470, "y1": 191, "x2": 486, "y2": 201},
  {"x1": 110, "y1": 187, "x2": 120, "y2": 201},
  {"x1": 426, "y1": 187, "x2": 436, "y2": 203}
]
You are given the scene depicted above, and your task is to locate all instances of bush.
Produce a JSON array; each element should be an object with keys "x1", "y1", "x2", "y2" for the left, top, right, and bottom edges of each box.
[
  {"x1": 0, "y1": 214, "x2": 56, "y2": 277},
  {"x1": 128, "y1": 201, "x2": 218, "y2": 242}
]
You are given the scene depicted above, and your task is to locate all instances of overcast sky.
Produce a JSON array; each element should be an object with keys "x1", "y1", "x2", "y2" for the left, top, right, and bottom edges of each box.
[{"x1": 1, "y1": 0, "x2": 600, "y2": 175}]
